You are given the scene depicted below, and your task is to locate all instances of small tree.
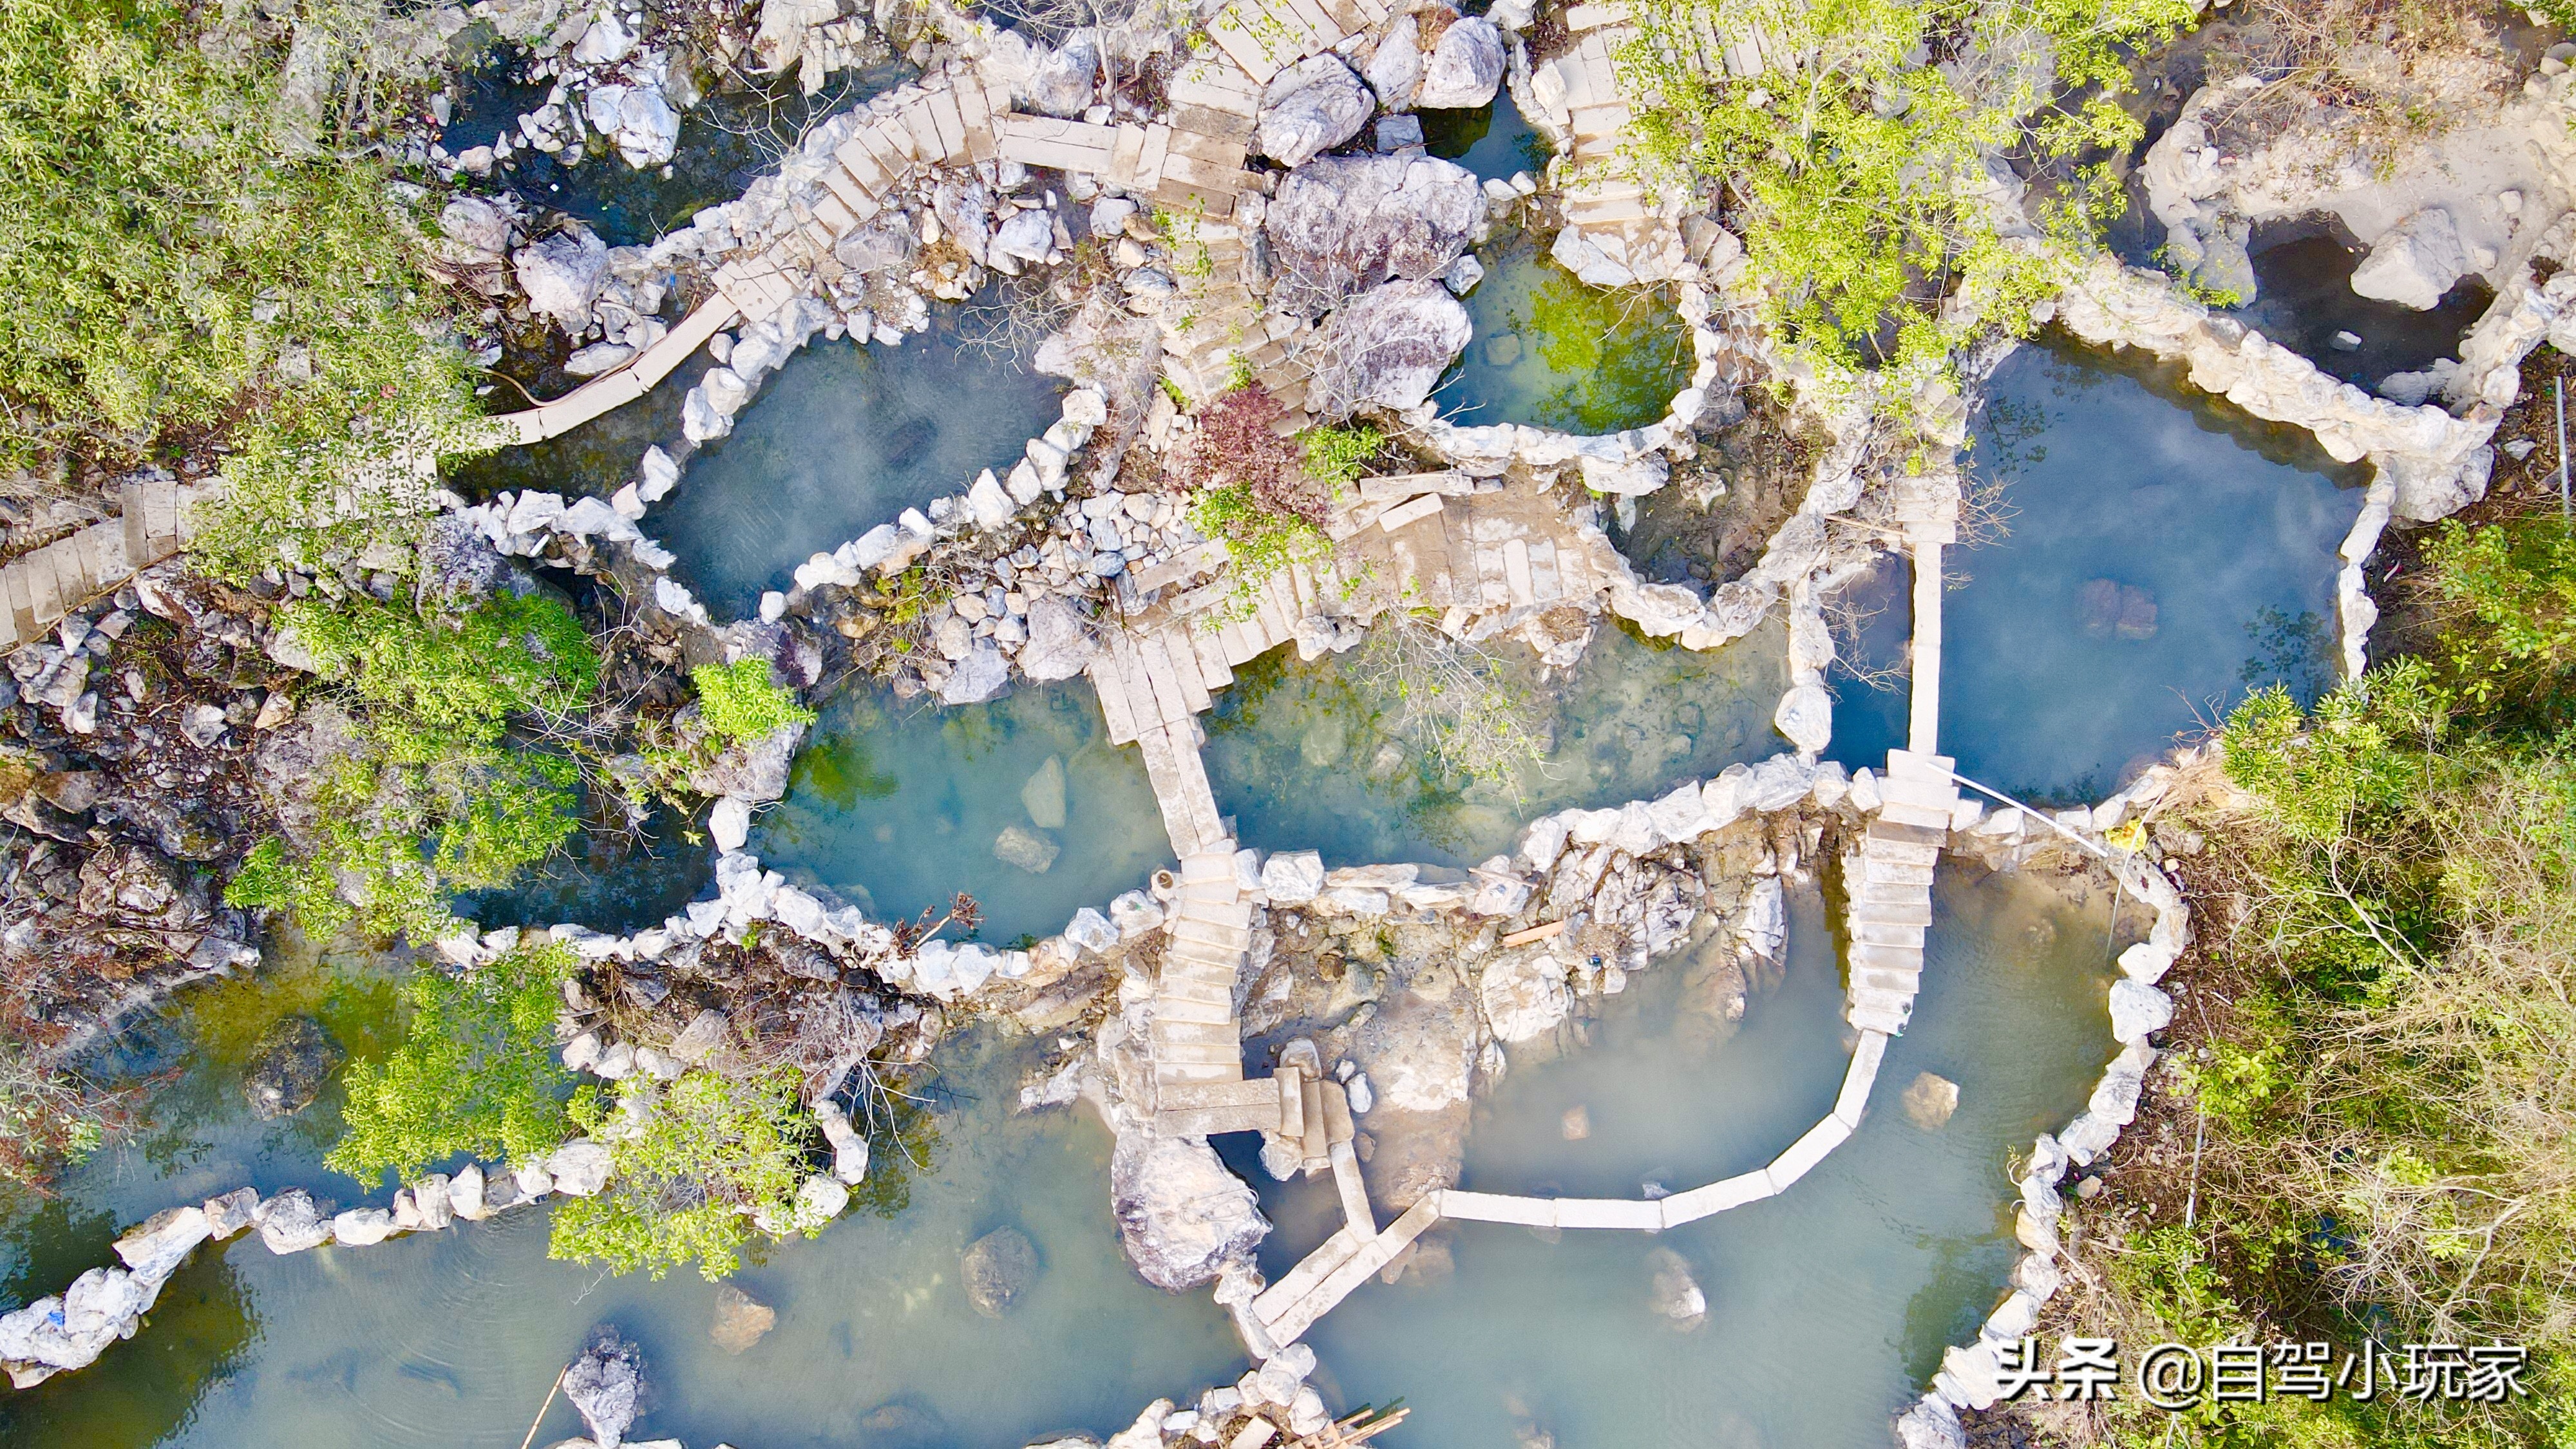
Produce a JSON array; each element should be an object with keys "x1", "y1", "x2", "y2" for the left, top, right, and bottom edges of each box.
[
  {"x1": 329, "y1": 942, "x2": 580, "y2": 1184},
  {"x1": 690, "y1": 658, "x2": 818, "y2": 746},
  {"x1": 549, "y1": 1068, "x2": 828, "y2": 1282}
]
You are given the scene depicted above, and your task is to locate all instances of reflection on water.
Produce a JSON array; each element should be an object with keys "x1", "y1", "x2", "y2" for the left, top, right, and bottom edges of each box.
[
  {"x1": 1206, "y1": 619, "x2": 1788, "y2": 869},
  {"x1": 1942, "y1": 341, "x2": 2360, "y2": 801},
  {"x1": 757, "y1": 679, "x2": 1175, "y2": 945},
  {"x1": 1418, "y1": 93, "x2": 1548, "y2": 184},
  {"x1": 1434, "y1": 236, "x2": 1690, "y2": 436},
  {"x1": 650, "y1": 317, "x2": 1066, "y2": 618},
  {"x1": 3, "y1": 1034, "x2": 1240, "y2": 1449},
  {"x1": 1255, "y1": 867, "x2": 2120, "y2": 1449}
]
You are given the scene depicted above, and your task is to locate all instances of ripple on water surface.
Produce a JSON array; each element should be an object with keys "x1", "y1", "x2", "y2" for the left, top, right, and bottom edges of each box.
[
  {"x1": 755, "y1": 678, "x2": 1174, "y2": 945},
  {"x1": 1204, "y1": 618, "x2": 1789, "y2": 869},
  {"x1": 1941, "y1": 341, "x2": 2362, "y2": 801},
  {"x1": 1251, "y1": 867, "x2": 2121, "y2": 1448},
  {"x1": 1, "y1": 1034, "x2": 1242, "y2": 1449},
  {"x1": 649, "y1": 318, "x2": 1066, "y2": 619}
]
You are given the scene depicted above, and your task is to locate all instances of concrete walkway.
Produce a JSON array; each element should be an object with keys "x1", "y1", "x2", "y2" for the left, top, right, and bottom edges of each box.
[{"x1": 0, "y1": 477, "x2": 209, "y2": 651}]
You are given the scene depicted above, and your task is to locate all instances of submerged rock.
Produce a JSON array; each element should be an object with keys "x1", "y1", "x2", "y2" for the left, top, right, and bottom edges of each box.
[
  {"x1": 1902, "y1": 1071, "x2": 1959, "y2": 1131},
  {"x1": 241, "y1": 1015, "x2": 342, "y2": 1120},
  {"x1": 1021, "y1": 755, "x2": 1068, "y2": 829},
  {"x1": 1645, "y1": 1246, "x2": 1708, "y2": 1327},
  {"x1": 2076, "y1": 579, "x2": 2158, "y2": 640},
  {"x1": 709, "y1": 1283, "x2": 777, "y2": 1354},
  {"x1": 961, "y1": 1226, "x2": 1041, "y2": 1316},
  {"x1": 994, "y1": 824, "x2": 1061, "y2": 874}
]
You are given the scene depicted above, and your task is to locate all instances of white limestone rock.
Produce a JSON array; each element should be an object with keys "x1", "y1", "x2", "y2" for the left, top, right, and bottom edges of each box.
[
  {"x1": 1478, "y1": 948, "x2": 1569, "y2": 1043},
  {"x1": 1256, "y1": 55, "x2": 1374, "y2": 168},
  {"x1": 1261, "y1": 849, "x2": 1327, "y2": 904},
  {"x1": 2352, "y1": 207, "x2": 2469, "y2": 310},
  {"x1": 1110, "y1": 1132, "x2": 1269, "y2": 1291},
  {"x1": 513, "y1": 227, "x2": 611, "y2": 334},
  {"x1": 1416, "y1": 17, "x2": 1504, "y2": 109},
  {"x1": 1307, "y1": 279, "x2": 1473, "y2": 415},
  {"x1": 2108, "y1": 979, "x2": 2175, "y2": 1043}
]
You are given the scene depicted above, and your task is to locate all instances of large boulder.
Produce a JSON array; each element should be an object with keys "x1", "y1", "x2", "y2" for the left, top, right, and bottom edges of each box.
[
  {"x1": 1265, "y1": 155, "x2": 1482, "y2": 315},
  {"x1": 687, "y1": 720, "x2": 806, "y2": 802},
  {"x1": 1018, "y1": 596, "x2": 1097, "y2": 680},
  {"x1": 1022, "y1": 31, "x2": 1099, "y2": 117},
  {"x1": 1256, "y1": 55, "x2": 1374, "y2": 168},
  {"x1": 1477, "y1": 948, "x2": 1569, "y2": 1043},
  {"x1": 513, "y1": 227, "x2": 611, "y2": 334},
  {"x1": 2351, "y1": 207, "x2": 2468, "y2": 310},
  {"x1": 1416, "y1": 17, "x2": 1504, "y2": 109},
  {"x1": 936, "y1": 640, "x2": 1012, "y2": 705},
  {"x1": 1364, "y1": 19, "x2": 1423, "y2": 108},
  {"x1": 961, "y1": 1226, "x2": 1040, "y2": 1316},
  {"x1": 1307, "y1": 279, "x2": 1473, "y2": 416},
  {"x1": 584, "y1": 82, "x2": 683, "y2": 168},
  {"x1": 1110, "y1": 1132, "x2": 1269, "y2": 1291},
  {"x1": 563, "y1": 1327, "x2": 643, "y2": 1448}
]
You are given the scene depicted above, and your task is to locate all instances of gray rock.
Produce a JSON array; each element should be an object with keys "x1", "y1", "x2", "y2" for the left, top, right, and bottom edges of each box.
[
  {"x1": 1110, "y1": 1132, "x2": 1269, "y2": 1291},
  {"x1": 437, "y1": 195, "x2": 518, "y2": 261},
  {"x1": 994, "y1": 208, "x2": 1054, "y2": 263},
  {"x1": 1065, "y1": 906, "x2": 1119, "y2": 954},
  {"x1": 1363, "y1": 18, "x2": 1422, "y2": 108},
  {"x1": 687, "y1": 719, "x2": 806, "y2": 803},
  {"x1": 1895, "y1": 1394, "x2": 1966, "y2": 1449},
  {"x1": 1772, "y1": 683, "x2": 1831, "y2": 756},
  {"x1": 1416, "y1": 17, "x2": 1504, "y2": 109},
  {"x1": 1307, "y1": 279, "x2": 1474, "y2": 416},
  {"x1": 1260, "y1": 849, "x2": 1325, "y2": 903},
  {"x1": 1023, "y1": 32, "x2": 1099, "y2": 117},
  {"x1": 961, "y1": 1226, "x2": 1040, "y2": 1316},
  {"x1": 1018, "y1": 596, "x2": 1096, "y2": 681},
  {"x1": 2108, "y1": 979, "x2": 2174, "y2": 1043},
  {"x1": 1256, "y1": 55, "x2": 1374, "y2": 168},
  {"x1": 547, "y1": 1140, "x2": 614, "y2": 1197},
  {"x1": 252, "y1": 1189, "x2": 332, "y2": 1255},
  {"x1": 113, "y1": 1206, "x2": 212, "y2": 1281},
  {"x1": 936, "y1": 641, "x2": 1012, "y2": 705},
  {"x1": 563, "y1": 1328, "x2": 643, "y2": 1448},
  {"x1": 835, "y1": 211, "x2": 917, "y2": 274},
  {"x1": 1478, "y1": 949, "x2": 1568, "y2": 1043},
  {"x1": 242, "y1": 1015, "x2": 342, "y2": 1119},
  {"x1": 710, "y1": 1283, "x2": 776, "y2": 1354},
  {"x1": 331, "y1": 1207, "x2": 393, "y2": 1246},
  {"x1": 994, "y1": 824, "x2": 1061, "y2": 874},
  {"x1": 513, "y1": 227, "x2": 611, "y2": 334},
  {"x1": 1265, "y1": 155, "x2": 1483, "y2": 316}
]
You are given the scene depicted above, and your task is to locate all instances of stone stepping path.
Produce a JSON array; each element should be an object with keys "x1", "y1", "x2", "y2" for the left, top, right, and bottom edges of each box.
[
  {"x1": 0, "y1": 476, "x2": 207, "y2": 650},
  {"x1": 1846, "y1": 748, "x2": 1955, "y2": 1035}
]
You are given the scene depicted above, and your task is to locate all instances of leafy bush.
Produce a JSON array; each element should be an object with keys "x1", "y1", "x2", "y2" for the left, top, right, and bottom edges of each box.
[
  {"x1": 0, "y1": 0, "x2": 486, "y2": 568},
  {"x1": 1299, "y1": 422, "x2": 1384, "y2": 492},
  {"x1": 2425, "y1": 511, "x2": 2576, "y2": 718},
  {"x1": 1621, "y1": 0, "x2": 2195, "y2": 386},
  {"x1": 328, "y1": 942, "x2": 578, "y2": 1184},
  {"x1": 549, "y1": 1068, "x2": 827, "y2": 1282},
  {"x1": 226, "y1": 592, "x2": 600, "y2": 940},
  {"x1": 1177, "y1": 385, "x2": 1341, "y2": 618},
  {"x1": 690, "y1": 659, "x2": 817, "y2": 747}
]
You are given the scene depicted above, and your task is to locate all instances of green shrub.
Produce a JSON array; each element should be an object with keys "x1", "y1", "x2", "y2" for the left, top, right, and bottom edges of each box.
[
  {"x1": 0, "y1": 0, "x2": 488, "y2": 569},
  {"x1": 1299, "y1": 422, "x2": 1384, "y2": 492},
  {"x1": 328, "y1": 942, "x2": 578, "y2": 1184},
  {"x1": 1621, "y1": 0, "x2": 2195, "y2": 388},
  {"x1": 689, "y1": 658, "x2": 817, "y2": 746},
  {"x1": 227, "y1": 592, "x2": 599, "y2": 940},
  {"x1": 548, "y1": 1068, "x2": 826, "y2": 1282}
]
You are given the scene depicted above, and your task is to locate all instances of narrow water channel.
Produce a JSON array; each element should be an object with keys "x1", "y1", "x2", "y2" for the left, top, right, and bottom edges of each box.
[
  {"x1": 1248, "y1": 866, "x2": 2121, "y2": 1448},
  {"x1": 755, "y1": 678, "x2": 1175, "y2": 946},
  {"x1": 649, "y1": 318, "x2": 1066, "y2": 619},
  {"x1": 1204, "y1": 619, "x2": 1789, "y2": 869},
  {"x1": 1941, "y1": 341, "x2": 2361, "y2": 800}
]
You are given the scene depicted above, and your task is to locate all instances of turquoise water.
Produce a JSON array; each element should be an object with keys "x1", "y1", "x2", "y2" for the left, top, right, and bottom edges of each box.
[
  {"x1": 1432, "y1": 235, "x2": 1691, "y2": 435},
  {"x1": 1941, "y1": 342, "x2": 2361, "y2": 800},
  {"x1": 1204, "y1": 618, "x2": 1788, "y2": 869},
  {"x1": 1252, "y1": 867, "x2": 2121, "y2": 1448},
  {"x1": 1418, "y1": 93, "x2": 1548, "y2": 183},
  {"x1": 0, "y1": 1013, "x2": 1240, "y2": 1449},
  {"x1": 755, "y1": 679, "x2": 1175, "y2": 946},
  {"x1": 649, "y1": 319, "x2": 1066, "y2": 618}
]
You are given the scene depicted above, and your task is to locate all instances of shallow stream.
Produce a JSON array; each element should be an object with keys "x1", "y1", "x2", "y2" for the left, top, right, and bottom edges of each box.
[{"x1": 1247, "y1": 866, "x2": 2122, "y2": 1448}]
